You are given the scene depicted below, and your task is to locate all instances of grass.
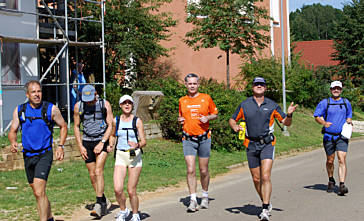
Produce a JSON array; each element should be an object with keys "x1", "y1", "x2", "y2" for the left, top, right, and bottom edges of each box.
[{"x1": 0, "y1": 107, "x2": 363, "y2": 220}]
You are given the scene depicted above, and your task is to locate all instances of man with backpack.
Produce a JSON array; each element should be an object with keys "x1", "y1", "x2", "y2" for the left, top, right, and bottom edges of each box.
[
  {"x1": 73, "y1": 85, "x2": 114, "y2": 218},
  {"x1": 8, "y1": 80, "x2": 67, "y2": 221},
  {"x1": 314, "y1": 81, "x2": 353, "y2": 196}
]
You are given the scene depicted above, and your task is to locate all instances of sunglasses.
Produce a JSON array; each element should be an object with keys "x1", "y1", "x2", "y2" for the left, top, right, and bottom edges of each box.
[
  {"x1": 121, "y1": 101, "x2": 133, "y2": 105},
  {"x1": 331, "y1": 87, "x2": 342, "y2": 91},
  {"x1": 253, "y1": 82, "x2": 266, "y2": 87}
]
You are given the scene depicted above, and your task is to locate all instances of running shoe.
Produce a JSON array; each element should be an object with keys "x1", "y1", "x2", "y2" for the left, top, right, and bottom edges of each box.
[
  {"x1": 115, "y1": 208, "x2": 130, "y2": 221},
  {"x1": 337, "y1": 184, "x2": 348, "y2": 196},
  {"x1": 327, "y1": 181, "x2": 335, "y2": 193},
  {"x1": 90, "y1": 203, "x2": 102, "y2": 218},
  {"x1": 131, "y1": 214, "x2": 141, "y2": 221},
  {"x1": 85, "y1": 203, "x2": 95, "y2": 210},
  {"x1": 259, "y1": 209, "x2": 270, "y2": 221},
  {"x1": 106, "y1": 197, "x2": 112, "y2": 210},
  {"x1": 187, "y1": 199, "x2": 199, "y2": 212},
  {"x1": 200, "y1": 197, "x2": 209, "y2": 209}
]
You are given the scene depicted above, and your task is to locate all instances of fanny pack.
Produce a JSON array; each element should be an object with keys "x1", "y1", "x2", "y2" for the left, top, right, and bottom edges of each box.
[
  {"x1": 182, "y1": 130, "x2": 209, "y2": 143},
  {"x1": 247, "y1": 133, "x2": 275, "y2": 145}
]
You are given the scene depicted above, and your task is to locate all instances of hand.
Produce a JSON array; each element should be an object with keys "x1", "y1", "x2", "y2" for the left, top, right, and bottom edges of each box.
[
  {"x1": 233, "y1": 124, "x2": 243, "y2": 133},
  {"x1": 199, "y1": 115, "x2": 209, "y2": 123},
  {"x1": 79, "y1": 146, "x2": 88, "y2": 160},
  {"x1": 106, "y1": 145, "x2": 114, "y2": 153},
  {"x1": 287, "y1": 102, "x2": 298, "y2": 114},
  {"x1": 178, "y1": 116, "x2": 185, "y2": 125},
  {"x1": 127, "y1": 141, "x2": 139, "y2": 149},
  {"x1": 346, "y1": 119, "x2": 353, "y2": 125},
  {"x1": 324, "y1": 121, "x2": 332, "y2": 128},
  {"x1": 55, "y1": 146, "x2": 64, "y2": 161},
  {"x1": 10, "y1": 142, "x2": 18, "y2": 153},
  {"x1": 94, "y1": 142, "x2": 104, "y2": 154}
]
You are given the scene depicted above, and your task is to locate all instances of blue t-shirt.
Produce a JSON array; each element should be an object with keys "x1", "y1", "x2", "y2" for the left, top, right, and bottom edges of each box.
[
  {"x1": 19, "y1": 102, "x2": 54, "y2": 157},
  {"x1": 314, "y1": 97, "x2": 352, "y2": 140}
]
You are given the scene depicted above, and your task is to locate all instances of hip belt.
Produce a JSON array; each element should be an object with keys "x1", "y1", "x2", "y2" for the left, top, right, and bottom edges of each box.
[
  {"x1": 247, "y1": 133, "x2": 274, "y2": 145},
  {"x1": 183, "y1": 130, "x2": 209, "y2": 143},
  {"x1": 23, "y1": 146, "x2": 51, "y2": 154}
]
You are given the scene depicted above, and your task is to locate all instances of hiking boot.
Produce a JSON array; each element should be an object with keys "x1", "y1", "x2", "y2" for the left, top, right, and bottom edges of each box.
[
  {"x1": 115, "y1": 208, "x2": 130, "y2": 221},
  {"x1": 200, "y1": 197, "x2": 209, "y2": 209},
  {"x1": 106, "y1": 197, "x2": 112, "y2": 210},
  {"x1": 327, "y1": 181, "x2": 335, "y2": 193},
  {"x1": 187, "y1": 200, "x2": 199, "y2": 212},
  {"x1": 100, "y1": 202, "x2": 107, "y2": 216},
  {"x1": 90, "y1": 203, "x2": 102, "y2": 218},
  {"x1": 337, "y1": 184, "x2": 348, "y2": 196},
  {"x1": 259, "y1": 209, "x2": 270, "y2": 221}
]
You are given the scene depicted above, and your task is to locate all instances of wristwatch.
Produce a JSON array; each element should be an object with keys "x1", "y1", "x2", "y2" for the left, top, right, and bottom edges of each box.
[
  {"x1": 58, "y1": 144, "x2": 64, "y2": 149},
  {"x1": 101, "y1": 139, "x2": 106, "y2": 143}
]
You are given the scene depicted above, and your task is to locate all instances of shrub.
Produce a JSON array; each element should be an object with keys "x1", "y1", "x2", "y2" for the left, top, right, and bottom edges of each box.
[{"x1": 147, "y1": 77, "x2": 246, "y2": 151}]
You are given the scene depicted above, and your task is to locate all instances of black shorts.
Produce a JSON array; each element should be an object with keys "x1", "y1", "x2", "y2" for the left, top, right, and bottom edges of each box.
[
  {"x1": 23, "y1": 150, "x2": 53, "y2": 184},
  {"x1": 82, "y1": 140, "x2": 108, "y2": 163}
]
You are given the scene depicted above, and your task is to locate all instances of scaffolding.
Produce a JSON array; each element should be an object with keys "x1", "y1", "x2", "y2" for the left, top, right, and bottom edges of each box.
[{"x1": 0, "y1": 0, "x2": 106, "y2": 134}]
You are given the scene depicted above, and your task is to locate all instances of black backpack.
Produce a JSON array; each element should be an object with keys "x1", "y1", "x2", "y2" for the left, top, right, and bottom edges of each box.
[
  {"x1": 114, "y1": 115, "x2": 139, "y2": 158},
  {"x1": 78, "y1": 99, "x2": 107, "y2": 122}
]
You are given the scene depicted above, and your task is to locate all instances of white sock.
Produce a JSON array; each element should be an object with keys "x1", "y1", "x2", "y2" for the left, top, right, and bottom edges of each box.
[
  {"x1": 190, "y1": 193, "x2": 197, "y2": 202},
  {"x1": 202, "y1": 190, "x2": 208, "y2": 198}
]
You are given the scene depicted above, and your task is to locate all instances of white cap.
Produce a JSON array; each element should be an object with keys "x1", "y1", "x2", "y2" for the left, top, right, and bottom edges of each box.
[
  {"x1": 330, "y1": 81, "x2": 342, "y2": 88},
  {"x1": 119, "y1": 95, "x2": 134, "y2": 104}
]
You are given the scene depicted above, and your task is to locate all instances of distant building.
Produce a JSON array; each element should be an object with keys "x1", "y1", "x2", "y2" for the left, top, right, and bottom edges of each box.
[
  {"x1": 158, "y1": 0, "x2": 291, "y2": 84},
  {"x1": 292, "y1": 40, "x2": 339, "y2": 68}
]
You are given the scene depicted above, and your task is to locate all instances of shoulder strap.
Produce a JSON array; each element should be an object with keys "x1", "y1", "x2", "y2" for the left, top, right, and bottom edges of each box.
[
  {"x1": 115, "y1": 116, "x2": 120, "y2": 136},
  {"x1": 99, "y1": 99, "x2": 107, "y2": 121},
  {"x1": 18, "y1": 102, "x2": 27, "y2": 128},
  {"x1": 41, "y1": 101, "x2": 53, "y2": 132},
  {"x1": 132, "y1": 116, "x2": 139, "y2": 141},
  {"x1": 79, "y1": 101, "x2": 84, "y2": 122},
  {"x1": 324, "y1": 98, "x2": 330, "y2": 121}
]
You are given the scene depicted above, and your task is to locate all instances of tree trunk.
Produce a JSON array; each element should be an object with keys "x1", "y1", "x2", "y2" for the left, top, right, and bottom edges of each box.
[{"x1": 226, "y1": 49, "x2": 230, "y2": 89}]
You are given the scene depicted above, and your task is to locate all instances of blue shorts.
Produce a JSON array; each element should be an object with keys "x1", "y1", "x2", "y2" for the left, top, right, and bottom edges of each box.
[
  {"x1": 323, "y1": 137, "x2": 349, "y2": 156},
  {"x1": 183, "y1": 138, "x2": 211, "y2": 158},
  {"x1": 246, "y1": 141, "x2": 275, "y2": 168}
]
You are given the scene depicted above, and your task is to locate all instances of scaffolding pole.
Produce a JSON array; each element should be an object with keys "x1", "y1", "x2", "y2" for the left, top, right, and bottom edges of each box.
[{"x1": 0, "y1": 0, "x2": 106, "y2": 135}]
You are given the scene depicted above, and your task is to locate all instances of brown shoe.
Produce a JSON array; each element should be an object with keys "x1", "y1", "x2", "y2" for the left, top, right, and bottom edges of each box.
[{"x1": 327, "y1": 181, "x2": 335, "y2": 193}]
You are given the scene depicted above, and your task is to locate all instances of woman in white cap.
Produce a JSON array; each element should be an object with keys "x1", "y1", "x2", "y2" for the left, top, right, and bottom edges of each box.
[{"x1": 109, "y1": 95, "x2": 146, "y2": 221}]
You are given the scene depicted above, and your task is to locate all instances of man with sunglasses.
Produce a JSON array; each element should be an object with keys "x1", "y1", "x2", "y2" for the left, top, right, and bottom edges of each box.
[
  {"x1": 229, "y1": 77, "x2": 297, "y2": 221},
  {"x1": 314, "y1": 81, "x2": 352, "y2": 196}
]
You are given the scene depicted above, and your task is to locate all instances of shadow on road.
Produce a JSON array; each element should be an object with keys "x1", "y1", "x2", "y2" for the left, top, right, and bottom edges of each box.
[
  {"x1": 225, "y1": 204, "x2": 283, "y2": 217},
  {"x1": 179, "y1": 196, "x2": 215, "y2": 207},
  {"x1": 304, "y1": 183, "x2": 334, "y2": 192}
]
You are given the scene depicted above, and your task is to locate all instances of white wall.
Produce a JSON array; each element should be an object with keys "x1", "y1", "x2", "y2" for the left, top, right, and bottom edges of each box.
[{"x1": 0, "y1": 0, "x2": 38, "y2": 128}]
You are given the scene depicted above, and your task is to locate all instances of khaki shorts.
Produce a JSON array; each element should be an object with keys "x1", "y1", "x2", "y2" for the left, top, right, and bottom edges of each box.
[{"x1": 115, "y1": 149, "x2": 142, "y2": 167}]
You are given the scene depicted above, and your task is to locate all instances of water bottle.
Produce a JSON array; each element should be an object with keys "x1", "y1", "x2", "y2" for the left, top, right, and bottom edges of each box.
[{"x1": 238, "y1": 122, "x2": 246, "y2": 140}]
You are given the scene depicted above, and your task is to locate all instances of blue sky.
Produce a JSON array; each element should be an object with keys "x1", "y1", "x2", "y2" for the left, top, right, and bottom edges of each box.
[{"x1": 289, "y1": 0, "x2": 351, "y2": 12}]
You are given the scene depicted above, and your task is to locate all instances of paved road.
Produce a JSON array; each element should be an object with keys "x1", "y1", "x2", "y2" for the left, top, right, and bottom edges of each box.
[{"x1": 76, "y1": 139, "x2": 364, "y2": 221}]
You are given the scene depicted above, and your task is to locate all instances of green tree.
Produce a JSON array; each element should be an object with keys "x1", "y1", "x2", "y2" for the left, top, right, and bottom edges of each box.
[
  {"x1": 79, "y1": 0, "x2": 176, "y2": 87},
  {"x1": 332, "y1": 0, "x2": 364, "y2": 87},
  {"x1": 184, "y1": 0, "x2": 270, "y2": 88},
  {"x1": 290, "y1": 3, "x2": 343, "y2": 41}
]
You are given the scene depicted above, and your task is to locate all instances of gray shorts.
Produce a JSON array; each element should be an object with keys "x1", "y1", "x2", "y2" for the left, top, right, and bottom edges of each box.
[
  {"x1": 323, "y1": 137, "x2": 349, "y2": 156},
  {"x1": 183, "y1": 138, "x2": 211, "y2": 158},
  {"x1": 246, "y1": 141, "x2": 275, "y2": 168}
]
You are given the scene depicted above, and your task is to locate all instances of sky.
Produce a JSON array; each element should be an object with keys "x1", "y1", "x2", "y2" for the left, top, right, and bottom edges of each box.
[{"x1": 289, "y1": 0, "x2": 350, "y2": 12}]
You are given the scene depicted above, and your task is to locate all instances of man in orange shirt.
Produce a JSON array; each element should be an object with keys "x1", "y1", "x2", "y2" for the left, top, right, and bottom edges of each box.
[{"x1": 178, "y1": 73, "x2": 218, "y2": 212}]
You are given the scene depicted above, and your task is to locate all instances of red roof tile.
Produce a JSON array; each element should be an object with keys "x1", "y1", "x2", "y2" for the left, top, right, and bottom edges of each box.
[{"x1": 292, "y1": 40, "x2": 339, "y2": 67}]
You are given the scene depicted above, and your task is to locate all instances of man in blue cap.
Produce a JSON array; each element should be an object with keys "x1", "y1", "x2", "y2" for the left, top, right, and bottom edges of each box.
[
  {"x1": 229, "y1": 77, "x2": 297, "y2": 221},
  {"x1": 73, "y1": 85, "x2": 114, "y2": 218}
]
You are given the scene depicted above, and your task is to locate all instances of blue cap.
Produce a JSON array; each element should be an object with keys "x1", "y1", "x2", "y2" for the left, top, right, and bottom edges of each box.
[
  {"x1": 252, "y1": 77, "x2": 266, "y2": 84},
  {"x1": 81, "y1": 85, "x2": 96, "y2": 102}
]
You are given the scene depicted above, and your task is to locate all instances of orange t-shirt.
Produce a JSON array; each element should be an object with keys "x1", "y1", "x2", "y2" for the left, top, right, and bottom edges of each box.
[{"x1": 179, "y1": 93, "x2": 218, "y2": 136}]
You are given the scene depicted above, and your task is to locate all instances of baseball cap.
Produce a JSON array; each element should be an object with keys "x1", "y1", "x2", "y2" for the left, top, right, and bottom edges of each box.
[
  {"x1": 330, "y1": 81, "x2": 342, "y2": 88},
  {"x1": 81, "y1": 85, "x2": 96, "y2": 102},
  {"x1": 119, "y1": 95, "x2": 134, "y2": 104},
  {"x1": 252, "y1": 77, "x2": 266, "y2": 85}
]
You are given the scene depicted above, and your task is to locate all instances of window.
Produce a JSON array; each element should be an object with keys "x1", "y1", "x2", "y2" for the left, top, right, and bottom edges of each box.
[
  {"x1": 0, "y1": 0, "x2": 18, "y2": 10},
  {"x1": 271, "y1": 0, "x2": 280, "y2": 26},
  {"x1": 1, "y1": 42, "x2": 21, "y2": 85},
  {"x1": 187, "y1": 0, "x2": 207, "y2": 18}
]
